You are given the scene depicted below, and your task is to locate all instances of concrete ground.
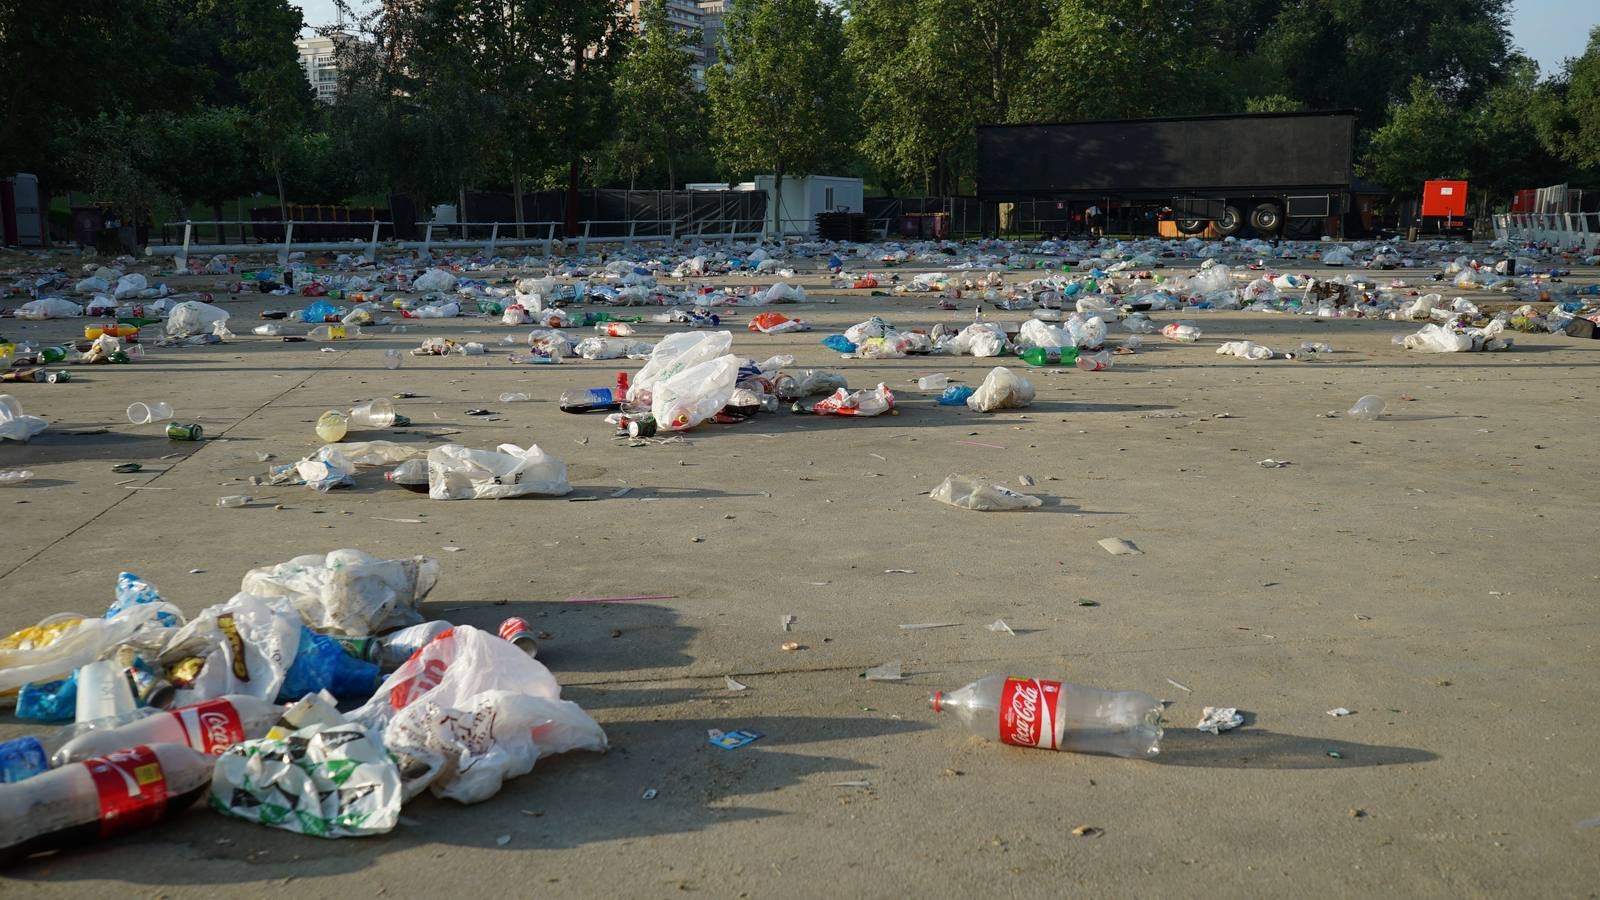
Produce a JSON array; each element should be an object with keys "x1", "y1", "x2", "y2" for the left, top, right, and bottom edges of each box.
[{"x1": 1, "y1": 251, "x2": 1597, "y2": 897}]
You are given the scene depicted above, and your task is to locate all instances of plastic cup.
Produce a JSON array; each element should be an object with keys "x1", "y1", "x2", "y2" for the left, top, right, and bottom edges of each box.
[
  {"x1": 127, "y1": 401, "x2": 174, "y2": 425},
  {"x1": 315, "y1": 410, "x2": 349, "y2": 442},
  {"x1": 384, "y1": 349, "x2": 402, "y2": 370},
  {"x1": 917, "y1": 374, "x2": 949, "y2": 390},
  {"x1": 499, "y1": 392, "x2": 530, "y2": 402},
  {"x1": 75, "y1": 660, "x2": 137, "y2": 724},
  {"x1": 1348, "y1": 395, "x2": 1386, "y2": 421},
  {"x1": 348, "y1": 398, "x2": 397, "y2": 428}
]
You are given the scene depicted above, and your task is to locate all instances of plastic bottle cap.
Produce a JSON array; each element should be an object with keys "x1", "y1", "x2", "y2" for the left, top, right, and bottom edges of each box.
[{"x1": 931, "y1": 691, "x2": 943, "y2": 712}]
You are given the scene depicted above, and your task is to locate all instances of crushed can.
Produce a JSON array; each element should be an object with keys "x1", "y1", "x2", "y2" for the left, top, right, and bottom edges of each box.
[
  {"x1": 166, "y1": 423, "x2": 203, "y2": 441},
  {"x1": 497, "y1": 617, "x2": 539, "y2": 657}
]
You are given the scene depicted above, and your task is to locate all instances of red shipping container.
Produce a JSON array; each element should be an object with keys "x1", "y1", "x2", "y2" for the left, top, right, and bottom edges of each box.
[
  {"x1": 1511, "y1": 189, "x2": 1536, "y2": 213},
  {"x1": 1422, "y1": 180, "x2": 1468, "y2": 218}
]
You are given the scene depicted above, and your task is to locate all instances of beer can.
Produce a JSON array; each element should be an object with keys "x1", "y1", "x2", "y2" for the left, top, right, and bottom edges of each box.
[
  {"x1": 124, "y1": 667, "x2": 176, "y2": 709},
  {"x1": 331, "y1": 636, "x2": 381, "y2": 663},
  {"x1": 46, "y1": 369, "x2": 70, "y2": 383},
  {"x1": 497, "y1": 617, "x2": 539, "y2": 657},
  {"x1": 625, "y1": 415, "x2": 657, "y2": 439},
  {"x1": 166, "y1": 423, "x2": 203, "y2": 441}
]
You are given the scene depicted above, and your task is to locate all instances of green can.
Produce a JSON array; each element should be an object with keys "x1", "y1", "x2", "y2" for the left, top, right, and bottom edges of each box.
[
  {"x1": 166, "y1": 423, "x2": 203, "y2": 441},
  {"x1": 331, "y1": 636, "x2": 380, "y2": 662}
]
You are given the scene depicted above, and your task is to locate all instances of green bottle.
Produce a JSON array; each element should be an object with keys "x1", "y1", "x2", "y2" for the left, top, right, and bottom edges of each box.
[
  {"x1": 39, "y1": 345, "x2": 68, "y2": 364},
  {"x1": 1019, "y1": 346, "x2": 1079, "y2": 367}
]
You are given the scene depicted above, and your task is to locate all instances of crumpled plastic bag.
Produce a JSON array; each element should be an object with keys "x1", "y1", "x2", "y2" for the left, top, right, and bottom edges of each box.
[
  {"x1": 1015, "y1": 318, "x2": 1070, "y2": 349},
  {"x1": 212, "y1": 720, "x2": 403, "y2": 837},
  {"x1": 627, "y1": 331, "x2": 733, "y2": 404},
  {"x1": 324, "y1": 441, "x2": 426, "y2": 467},
  {"x1": 0, "y1": 587, "x2": 183, "y2": 697},
  {"x1": 159, "y1": 593, "x2": 303, "y2": 703},
  {"x1": 165, "y1": 300, "x2": 230, "y2": 337},
  {"x1": 966, "y1": 367, "x2": 1034, "y2": 412},
  {"x1": 930, "y1": 475, "x2": 1042, "y2": 511},
  {"x1": 843, "y1": 317, "x2": 894, "y2": 346},
  {"x1": 354, "y1": 625, "x2": 607, "y2": 804},
  {"x1": 240, "y1": 549, "x2": 440, "y2": 637},
  {"x1": 413, "y1": 268, "x2": 458, "y2": 293},
  {"x1": 810, "y1": 383, "x2": 894, "y2": 417},
  {"x1": 0, "y1": 394, "x2": 47, "y2": 442},
  {"x1": 75, "y1": 275, "x2": 111, "y2": 294},
  {"x1": 748, "y1": 312, "x2": 809, "y2": 334},
  {"x1": 574, "y1": 337, "x2": 652, "y2": 360},
  {"x1": 112, "y1": 273, "x2": 148, "y2": 300},
  {"x1": 760, "y1": 282, "x2": 806, "y2": 303},
  {"x1": 427, "y1": 443, "x2": 571, "y2": 500},
  {"x1": 1216, "y1": 340, "x2": 1275, "y2": 360},
  {"x1": 651, "y1": 354, "x2": 741, "y2": 431},
  {"x1": 16, "y1": 297, "x2": 83, "y2": 320},
  {"x1": 951, "y1": 323, "x2": 1008, "y2": 357},
  {"x1": 1402, "y1": 323, "x2": 1473, "y2": 353}
]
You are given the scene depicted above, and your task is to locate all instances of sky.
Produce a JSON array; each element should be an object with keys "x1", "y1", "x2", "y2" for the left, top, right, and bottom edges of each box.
[{"x1": 294, "y1": 0, "x2": 1599, "y2": 78}]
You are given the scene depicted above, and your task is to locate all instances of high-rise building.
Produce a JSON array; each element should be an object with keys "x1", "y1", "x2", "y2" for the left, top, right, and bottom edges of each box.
[
  {"x1": 697, "y1": 0, "x2": 727, "y2": 68},
  {"x1": 630, "y1": 0, "x2": 709, "y2": 81},
  {"x1": 295, "y1": 36, "x2": 341, "y2": 103}
]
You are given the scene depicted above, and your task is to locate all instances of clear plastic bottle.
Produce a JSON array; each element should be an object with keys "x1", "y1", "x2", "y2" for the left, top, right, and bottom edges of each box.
[
  {"x1": 0, "y1": 743, "x2": 214, "y2": 864},
  {"x1": 52, "y1": 694, "x2": 281, "y2": 766},
  {"x1": 930, "y1": 676, "x2": 1163, "y2": 758},
  {"x1": 1161, "y1": 323, "x2": 1202, "y2": 343},
  {"x1": 0, "y1": 708, "x2": 161, "y2": 783},
  {"x1": 1075, "y1": 349, "x2": 1113, "y2": 371}
]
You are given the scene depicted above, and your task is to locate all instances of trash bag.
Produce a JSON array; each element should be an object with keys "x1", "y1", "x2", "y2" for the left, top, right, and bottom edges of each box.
[
  {"x1": 212, "y1": 720, "x2": 403, "y2": 837},
  {"x1": 0, "y1": 394, "x2": 47, "y2": 442},
  {"x1": 966, "y1": 367, "x2": 1035, "y2": 412},
  {"x1": 324, "y1": 441, "x2": 426, "y2": 467},
  {"x1": 1216, "y1": 340, "x2": 1275, "y2": 360},
  {"x1": 1015, "y1": 319, "x2": 1071, "y2": 349},
  {"x1": 159, "y1": 593, "x2": 303, "y2": 703},
  {"x1": 353, "y1": 625, "x2": 607, "y2": 804},
  {"x1": 627, "y1": 331, "x2": 734, "y2": 404},
  {"x1": 652, "y1": 354, "x2": 742, "y2": 431},
  {"x1": 112, "y1": 274, "x2": 148, "y2": 300},
  {"x1": 296, "y1": 447, "x2": 357, "y2": 492},
  {"x1": 810, "y1": 383, "x2": 895, "y2": 417},
  {"x1": 15, "y1": 298, "x2": 83, "y2": 320},
  {"x1": 74, "y1": 276, "x2": 111, "y2": 294},
  {"x1": 413, "y1": 268, "x2": 458, "y2": 293},
  {"x1": 844, "y1": 317, "x2": 893, "y2": 346},
  {"x1": 278, "y1": 627, "x2": 380, "y2": 700},
  {"x1": 930, "y1": 475, "x2": 1043, "y2": 511},
  {"x1": 427, "y1": 443, "x2": 572, "y2": 500},
  {"x1": 748, "y1": 312, "x2": 809, "y2": 334},
  {"x1": 0, "y1": 597, "x2": 182, "y2": 696},
  {"x1": 1402, "y1": 323, "x2": 1474, "y2": 352},
  {"x1": 951, "y1": 323, "x2": 1008, "y2": 357},
  {"x1": 165, "y1": 300, "x2": 230, "y2": 337},
  {"x1": 240, "y1": 549, "x2": 441, "y2": 637}
]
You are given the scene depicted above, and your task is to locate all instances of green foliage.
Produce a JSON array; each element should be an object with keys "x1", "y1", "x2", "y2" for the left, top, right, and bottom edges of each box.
[
  {"x1": 607, "y1": 0, "x2": 709, "y2": 189},
  {"x1": 1359, "y1": 78, "x2": 1470, "y2": 193},
  {"x1": 1244, "y1": 94, "x2": 1307, "y2": 113},
  {"x1": 706, "y1": 0, "x2": 855, "y2": 181},
  {"x1": 1532, "y1": 27, "x2": 1600, "y2": 171}
]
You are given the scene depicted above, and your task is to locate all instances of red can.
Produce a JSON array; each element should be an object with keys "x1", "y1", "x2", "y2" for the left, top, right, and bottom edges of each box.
[{"x1": 497, "y1": 617, "x2": 539, "y2": 657}]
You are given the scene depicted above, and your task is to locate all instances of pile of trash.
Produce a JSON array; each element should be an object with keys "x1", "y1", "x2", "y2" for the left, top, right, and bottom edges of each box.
[{"x1": 0, "y1": 552, "x2": 605, "y2": 859}]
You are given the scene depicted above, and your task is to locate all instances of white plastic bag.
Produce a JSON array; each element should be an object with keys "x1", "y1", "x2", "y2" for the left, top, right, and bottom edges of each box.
[
  {"x1": 1016, "y1": 318, "x2": 1071, "y2": 349},
  {"x1": 413, "y1": 268, "x2": 458, "y2": 292},
  {"x1": 354, "y1": 625, "x2": 606, "y2": 804},
  {"x1": 930, "y1": 475, "x2": 1043, "y2": 511},
  {"x1": 159, "y1": 593, "x2": 303, "y2": 702},
  {"x1": 0, "y1": 600, "x2": 183, "y2": 695},
  {"x1": 627, "y1": 331, "x2": 733, "y2": 404},
  {"x1": 952, "y1": 323, "x2": 1008, "y2": 357},
  {"x1": 165, "y1": 300, "x2": 230, "y2": 337},
  {"x1": 427, "y1": 443, "x2": 571, "y2": 500},
  {"x1": 16, "y1": 297, "x2": 83, "y2": 319},
  {"x1": 240, "y1": 549, "x2": 440, "y2": 637},
  {"x1": 1402, "y1": 323, "x2": 1473, "y2": 353},
  {"x1": 0, "y1": 394, "x2": 47, "y2": 442},
  {"x1": 966, "y1": 367, "x2": 1035, "y2": 412},
  {"x1": 212, "y1": 720, "x2": 403, "y2": 837},
  {"x1": 1216, "y1": 340, "x2": 1275, "y2": 360},
  {"x1": 324, "y1": 440, "x2": 426, "y2": 467},
  {"x1": 651, "y1": 354, "x2": 741, "y2": 431},
  {"x1": 112, "y1": 273, "x2": 148, "y2": 300}
]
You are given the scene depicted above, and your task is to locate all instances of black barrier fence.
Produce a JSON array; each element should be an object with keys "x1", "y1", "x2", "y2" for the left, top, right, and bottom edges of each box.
[{"x1": 405, "y1": 189, "x2": 769, "y2": 240}]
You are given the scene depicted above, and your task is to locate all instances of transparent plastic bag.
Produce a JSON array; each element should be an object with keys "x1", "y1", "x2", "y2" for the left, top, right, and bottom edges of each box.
[
  {"x1": 966, "y1": 367, "x2": 1035, "y2": 412},
  {"x1": 651, "y1": 354, "x2": 741, "y2": 431},
  {"x1": 930, "y1": 475, "x2": 1042, "y2": 511},
  {"x1": 240, "y1": 549, "x2": 440, "y2": 637},
  {"x1": 427, "y1": 444, "x2": 572, "y2": 500}
]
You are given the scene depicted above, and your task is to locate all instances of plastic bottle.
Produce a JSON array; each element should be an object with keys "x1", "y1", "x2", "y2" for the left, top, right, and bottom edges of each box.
[
  {"x1": 215, "y1": 495, "x2": 251, "y2": 508},
  {"x1": 52, "y1": 694, "x2": 281, "y2": 766},
  {"x1": 593, "y1": 322, "x2": 636, "y2": 337},
  {"x1": 1075, "y1": 350, "x2": 1113, "y2": 371},
  {"x1": 917, "y1": 373, "x2": 949, "y2": 390},
  {"x1": 1019, "y1": 346, "x2": 1080, "y2": 367},
  {"x1": 0, "y1": 708, "x2": 161, "y2": 783},
  {"x1": 0, "y1": 744, "x2": 214, "y2": 865},
  {"x1": 931, "y1": 676, "x2": 1163, "y2": 758},
  {"x1": 371, "y1": 620, "x2": 453, "y2": 669},
  {"x1": 559, "y1": 387, "x2": 621, "y2": 413}
]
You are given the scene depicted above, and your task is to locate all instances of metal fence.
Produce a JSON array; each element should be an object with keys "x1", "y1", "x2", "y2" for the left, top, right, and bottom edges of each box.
[{"x1": 1494, "y1": 211, "x2": 1600, "y2": 252}]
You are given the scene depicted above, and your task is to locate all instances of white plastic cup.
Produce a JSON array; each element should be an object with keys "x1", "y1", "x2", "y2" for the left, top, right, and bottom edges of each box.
[
  {"x1": 384, "y1": 348, "x2": 402, "y2": 370},
  {"x1": 1348, "y1": 395, "x2": 1386, "y2": 421},
  {"x1": 917, "y1": 374, "x2": 949, "y2": 390},
  {"x1": 348, "y1": 398, "x2": 397, "y2": 428},
  {"x1": 499, "y1": 392, "x2": 530, "y2": 402},
  {"x1": 127, "y1": 401, "x2": 174, "y2": 425},
  {"x1": 75, "y1": 660, "x2": 137, "y2": 724}
]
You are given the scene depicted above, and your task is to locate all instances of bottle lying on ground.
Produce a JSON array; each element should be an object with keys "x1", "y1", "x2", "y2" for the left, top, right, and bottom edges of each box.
[{"x1": 931, "y1": 676, "x2": 1163, "y2": 758}]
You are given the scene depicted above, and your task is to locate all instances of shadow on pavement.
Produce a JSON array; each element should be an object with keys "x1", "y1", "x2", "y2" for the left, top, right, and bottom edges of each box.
[{"x1": 1153, "y1": 728, "x2": 1438, "y2": 769}]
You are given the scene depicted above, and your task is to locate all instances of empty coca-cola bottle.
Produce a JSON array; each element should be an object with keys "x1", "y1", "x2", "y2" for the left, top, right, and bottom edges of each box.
[
  {"x1": 0, "y1": 744, "x2": 214, "y2": 865},
  {"x1": 51, "y1": 694, "x2": 280, "y2": 766},
  {"x1": 930, "y1": 676, "x2": 1163, "y2": 758}
]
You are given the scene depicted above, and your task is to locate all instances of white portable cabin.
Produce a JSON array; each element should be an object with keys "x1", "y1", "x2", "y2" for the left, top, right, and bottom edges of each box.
[{"x1": 752, "y1": 175, "x2": 863, "y2": 238}]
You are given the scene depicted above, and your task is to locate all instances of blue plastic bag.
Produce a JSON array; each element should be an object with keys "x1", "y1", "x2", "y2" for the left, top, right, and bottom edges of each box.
[
  {"x1": 821, "y1": 334, "x2": 857, "y2": 353},
  {"x1": 279, "y1": 627, "x2": 379, "y2": 702},
  {"x1": 937, "y1": 384, "x2": 977, "y2": 406},
  {"x1": 15, "y1": 674, "x2": 76, "y2": 723}
]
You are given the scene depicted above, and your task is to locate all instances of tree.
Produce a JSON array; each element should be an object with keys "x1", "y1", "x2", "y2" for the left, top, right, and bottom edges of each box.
[
  {"x1": 147, "y1": 107, "x2": 257, "y2": 222},
  {"x1": 1012, "y1": 0, "x2": 1196, "y2": 123},
  {"x1": 609, "y1": 0, "x2": 706, "y2": 190},
  {"x1": 1358, "y1": 78, "x2": 1470, "y2": 193},
  {"x1": 1530, "y1": 27, "x2": 1600, "y2": 172},
  {"x1": 219, "y1": 0, "x2": 315, "y2": 220},
  {"x1": 707, "y1": 0, "x2": 855, "y2": 233}
]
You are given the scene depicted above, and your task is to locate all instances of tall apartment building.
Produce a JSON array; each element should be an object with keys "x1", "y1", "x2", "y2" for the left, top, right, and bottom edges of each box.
[{"x1": 295, "y1": 36, "x2": 341, "y2": 103}]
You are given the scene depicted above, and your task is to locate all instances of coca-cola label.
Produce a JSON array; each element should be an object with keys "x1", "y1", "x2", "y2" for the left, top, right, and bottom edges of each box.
[
  {"x1": 999, "y1": 678, "x2": 1063, "y2": 750},
  {"x1": 86, "y1": 745, "x2": 169, "y2": 838},
  {"x1": 498, "y1": 617, "x2": 531, "y2": 643},
  {"x1": 176, "y1": 698, "x2": 246, "y2": 755}
]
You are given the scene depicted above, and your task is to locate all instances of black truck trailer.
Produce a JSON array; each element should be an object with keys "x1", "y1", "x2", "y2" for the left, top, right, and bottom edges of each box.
[{"x1": 976, "y1": 110, "x2": 1358, "y2": 239}]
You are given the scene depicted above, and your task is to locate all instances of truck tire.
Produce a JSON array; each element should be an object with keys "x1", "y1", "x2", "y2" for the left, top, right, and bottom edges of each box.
[
  {"x1": 1249, "y1": 202, "x2": 1282, "y2": 235},
  {"x1": 1215, "y1": 205, "x2": 1243, "y2": 237},
  {"x1": 1175, "y1": 219, "x2": 1208, "y2": 235}
]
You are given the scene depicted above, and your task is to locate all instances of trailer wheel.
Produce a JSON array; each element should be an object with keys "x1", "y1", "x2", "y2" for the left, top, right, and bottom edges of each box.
[
  {"x1": 1175, "y1": 219, "x2": 1208, "y2": 235},
  {"x1": 1249, "y1": 202, "x2": 1282, "y2": 235},
  {"x1": 1215, "y1": 205, "x2": 1243, "y2": 237}
]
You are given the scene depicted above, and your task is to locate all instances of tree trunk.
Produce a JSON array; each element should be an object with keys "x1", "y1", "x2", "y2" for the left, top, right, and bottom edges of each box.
[
  {"x1": 512, "y1": 162, "x2": 526, "y2": 239},
  {"x1": 565, "y1": 158, "x2": 580, "y2": 240},
  {"x1": 771, "y1": 167, "x2": 785, "y2": 240},
  {"x1": 274, "y1": 165, "x2": 288, "y2": 224},
  {"x1": 666, "y1": 156, "x2": 675, "y2": 193},
  {"x1": 459, "y1": 184, "x2": 467, "y2": 239}
]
